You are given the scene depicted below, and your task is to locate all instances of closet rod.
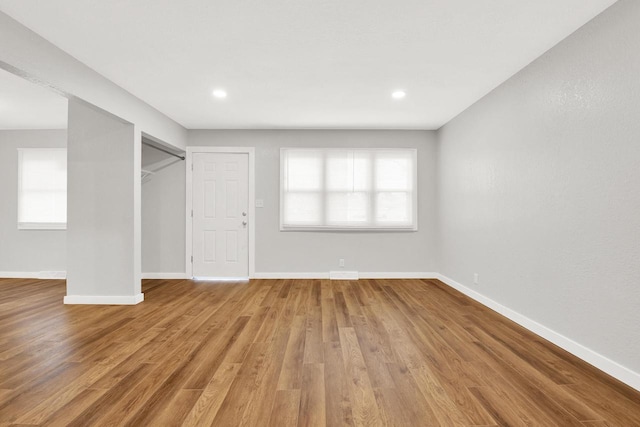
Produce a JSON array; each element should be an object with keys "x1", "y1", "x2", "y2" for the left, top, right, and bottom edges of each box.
[{"x1": 142, "y1": 141, "x2": 185, "y2": 160}]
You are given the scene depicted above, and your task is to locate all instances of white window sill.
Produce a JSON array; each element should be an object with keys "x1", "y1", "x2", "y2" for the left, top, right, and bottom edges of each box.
[
  {"x1": 18, "y1": 223, "x2": 67, "y2": 230},
  {"x1": 280, "y1": 225, "x2": 418, "y2": 232}
]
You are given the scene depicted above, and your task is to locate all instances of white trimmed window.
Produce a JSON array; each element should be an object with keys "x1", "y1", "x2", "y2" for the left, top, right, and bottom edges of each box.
[
  {"x1": 17, "y1": 148, "x2": 67, "y2": 230},
  {"x1": 280, "y1": 148, "x2": 417, "y2": 230}
]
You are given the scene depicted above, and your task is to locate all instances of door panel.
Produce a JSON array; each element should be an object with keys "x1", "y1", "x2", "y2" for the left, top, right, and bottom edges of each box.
[
  {"x1": 203, "y1": 231, "x2": 216, "y2": 262},
  {"x1": 192, "y1": 152, "x2": 249, "y2": 277}
]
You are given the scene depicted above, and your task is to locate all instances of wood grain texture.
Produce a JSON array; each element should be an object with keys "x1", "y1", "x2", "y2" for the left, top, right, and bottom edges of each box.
[{"x1": 0, "y1": 277, "x2": 638, "y2": 426}]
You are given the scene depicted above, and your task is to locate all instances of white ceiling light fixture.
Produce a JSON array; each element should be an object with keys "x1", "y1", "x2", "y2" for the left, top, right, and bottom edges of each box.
[
  {"x1": 212, "y1": 89, "x2": 227, "y2": 99},
  {"x1": 392, "y1": 90, "x2": 406, "y2": 99}
]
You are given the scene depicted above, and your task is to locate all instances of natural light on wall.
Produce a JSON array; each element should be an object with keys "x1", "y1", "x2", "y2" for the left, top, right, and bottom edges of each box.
[
  {"x1": 280, "y1": 148, "x2": 417, "y2": 230},
  {"x1": 17, "y1": 148, "x2": 67, "y2": 230}
]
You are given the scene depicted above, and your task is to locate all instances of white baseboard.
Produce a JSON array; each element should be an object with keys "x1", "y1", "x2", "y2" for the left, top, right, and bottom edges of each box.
[
  {"x1": 359, "y1": 272, "x2": 438, "y2": 279},
  {"x1": 436, "y1": 273, "x2": 640, "y2": 392},
  {"x1": 141, "y1": 273, "x2": 188, "y2": 279},
  {"x1": 64, "y1": 293, "x2": 144, "y2": 305},
  {"x1": 0, "y1": 271, "x2": 37, "y2": 279},
  {"x1": 0, "y1": 271, "x2": 66, "y2": 279},
  {"x1": 329, "y1": 271, "x2": 359, "y2": 280},
  {"x1": 2, "y1": 271, "x2": 188, "y2": 280},
  {"x1": 253, "y1": 272, "x2": 437, "y2": 279},
  {"x1": 39, "y1": 271, "x2": 66, "y2": 279},
  {"x1": 0, "y1": 271, "x2": 438, "y2": 281},
  {"x1": 253, "y1": 272, "x2": 330, "y2": 279}
]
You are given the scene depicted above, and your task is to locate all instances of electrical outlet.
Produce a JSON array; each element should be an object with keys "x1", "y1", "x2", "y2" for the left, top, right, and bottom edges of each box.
[
  {"x1": 339, "y1": 259, "x2": 345, "y2": 268},
  {"x1": 473, "y1": 273, "x2": 479, "y2": 285}
]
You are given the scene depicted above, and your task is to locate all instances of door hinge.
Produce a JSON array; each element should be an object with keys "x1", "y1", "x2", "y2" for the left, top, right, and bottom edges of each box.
[
  {"x1": 191, "y1": 163, "x2": 194, "y2": 171},
  {"x1": 191, "y1": 209, "x2": 193, "y2": 217},
  {"x1": 191, "y1": 255, "x2": 193, "y2": 263}
]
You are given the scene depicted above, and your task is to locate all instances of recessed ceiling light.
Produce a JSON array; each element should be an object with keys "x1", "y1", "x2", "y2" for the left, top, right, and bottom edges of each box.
[
  {"x1": 392, "y1": 90, "x2": 406, "y2": 99},
  {"x1": 212, "y1": 89, "x2": 227, "y2": 99}
]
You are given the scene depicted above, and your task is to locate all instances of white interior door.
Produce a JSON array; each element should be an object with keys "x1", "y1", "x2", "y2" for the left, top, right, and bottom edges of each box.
[{"x1": 192, "y1": 152, "x2": 249, "y2": 278}]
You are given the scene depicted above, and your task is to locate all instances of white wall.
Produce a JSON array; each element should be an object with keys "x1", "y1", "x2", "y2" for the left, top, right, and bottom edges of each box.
[
  {"x1": 437, "y1": 0, "x2": 640, "y2": 376},
  {"x1": 189, "y1": 130, "x2": 438, "y2": 274},
  {"x1": 0, "y1": 130, "x2": 67, "y2": 275}
]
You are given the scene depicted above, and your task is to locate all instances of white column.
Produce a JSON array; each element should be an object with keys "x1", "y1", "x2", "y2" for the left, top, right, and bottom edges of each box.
[{"x1": 65, "y1": 99, "x2": 142, "y2": 304}]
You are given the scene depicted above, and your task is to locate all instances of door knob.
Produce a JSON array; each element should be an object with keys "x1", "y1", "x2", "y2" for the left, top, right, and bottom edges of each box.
[
  {"x1": 242, "y1": 212, "x2": 247, "y2": 216},
  {"x1": 242, "y1": 221, "x2": 247, "y2": 226}
]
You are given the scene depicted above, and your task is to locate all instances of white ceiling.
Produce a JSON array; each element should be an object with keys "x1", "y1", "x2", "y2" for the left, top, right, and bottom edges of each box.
[
  {"x1": 0, "y1": 0, "x2": 616, "y2": 130},
  {"x1": 0, "y1": 68, "x2": 67, "y2": 129}
]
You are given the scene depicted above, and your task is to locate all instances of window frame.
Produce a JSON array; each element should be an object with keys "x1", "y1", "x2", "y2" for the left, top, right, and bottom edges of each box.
[
  {"x1": 17, "y1": 147, "x2": 67, "y2": 231},
  {"x1": 279, "y1": 147, "x2": 418, "y2": 231}
]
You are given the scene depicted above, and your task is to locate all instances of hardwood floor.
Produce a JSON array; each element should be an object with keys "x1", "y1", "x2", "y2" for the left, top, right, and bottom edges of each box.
[{"x1": 0, "y1": 277, "x2": 639, "y2": 426}]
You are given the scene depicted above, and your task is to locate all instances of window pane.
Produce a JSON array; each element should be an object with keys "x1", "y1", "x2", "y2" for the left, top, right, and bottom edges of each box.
[
  {"x1": 284, "y1": 150, "x2": 323, "y2": 191},
  {"x1": 283, "y1": 192, "x2": 322, "y2": 225},
  {"x1": 326, "y1": 151, "x2": 350, "y2": 191},
  {"x1": 353, "y1": 153, "x2": 371, "y2": 191},
  {"x1": 376, "y1": 192, "x2": 411, "y2": 224},
  {"x1": 326, "y1": 151, "x2": 371, "y2": 191},
  {"x1": 281, "y1": 148, "x2": 416, "y2": 230},
  {"x1": 22, "y1": 156, "x2": 66, "y2": 191},
  {"x1": 18, "y1": 149, "x2": 67, "y2": 226},
  {"x1": 326, "y1": 192, "x2": 369, "y2": 225},
  {"x1": 376, "y1": 152, "x2": 412, "y2": 191},
  {"x1": 20, "y1": 190, "x2": 67, "y2": 223}
]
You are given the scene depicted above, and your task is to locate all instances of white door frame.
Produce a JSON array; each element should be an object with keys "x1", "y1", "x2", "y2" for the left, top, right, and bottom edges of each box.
[{"x1": 186, "y1": 146, "x2": 255, "y2": 279}]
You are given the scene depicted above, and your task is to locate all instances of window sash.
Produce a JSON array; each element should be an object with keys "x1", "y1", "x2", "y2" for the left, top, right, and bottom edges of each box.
[
  {"x1": 280, "y1": 148, "x2": 417, "y2": 231},
  {"x1": 17, "y1": 148, "x2": 67, "y2": 230}
]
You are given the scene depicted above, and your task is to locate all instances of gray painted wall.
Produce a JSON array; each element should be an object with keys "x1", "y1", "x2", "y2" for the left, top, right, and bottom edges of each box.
[
  {"x1": 437, "y1": 0, "x2": 640, "y2": 373},
  {"x1": 141, "y1": 151, "x2": 186, "y2": 274},
  {"x1": 0, "y1": 129, "x2": 67, "y2": 273},
  {"x1": 66, "y1": 100, "x2": 141, "y2": 298},
  {"x1": 189, "y1": 130, "x2": 438, "y2": 274}
]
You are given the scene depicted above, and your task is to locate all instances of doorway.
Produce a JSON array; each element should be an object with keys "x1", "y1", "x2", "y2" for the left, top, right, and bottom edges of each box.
[{"x1": 186, "y1": 147, "x2": 255, "y2": 278}]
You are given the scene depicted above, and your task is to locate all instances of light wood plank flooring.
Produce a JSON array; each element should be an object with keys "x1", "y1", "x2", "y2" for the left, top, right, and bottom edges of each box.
[{"x1": 0, "y1": 277, "x2": 639, "y2": 426}]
